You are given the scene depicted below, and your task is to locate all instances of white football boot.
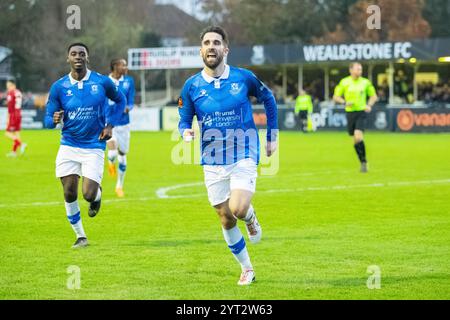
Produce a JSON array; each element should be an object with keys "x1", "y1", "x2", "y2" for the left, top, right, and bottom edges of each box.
[
  {"x1": 245, "y1": 213, "x2": 262, "y2": 244},
  {"x1": 238, "y1": 269, "x2": 256, "y2": 286}
]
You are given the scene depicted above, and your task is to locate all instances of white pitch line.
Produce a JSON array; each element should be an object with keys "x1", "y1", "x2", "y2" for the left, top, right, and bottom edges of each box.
[
  {"x1": 259, "y1": 169, "x2": 355, "y2": 179},
  {"x1": 258, "y1": 179, "x2": 450, "y2": 194},
  {"x1": 0, "y1": 179, "x2": 449, "y2": 209},
  {"x1": 155, "y1": 182, "x2": 204, "y2": 199},
  {"x1": 154, "y1": 178, "x2": 450, "y2": 199}
]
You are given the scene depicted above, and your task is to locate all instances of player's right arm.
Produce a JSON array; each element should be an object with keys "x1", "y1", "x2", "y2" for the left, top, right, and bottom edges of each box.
[
  {"x1": 333, "y1": 79, "x2": 352, "y2": 107},
  {"x1": 333, "y1": 80, "x2": 345, "y2": 104},
  {"x1": 44, "y1": 83, "x2": 63, "y2": 129},
  {"x1": 178, "y1": 80, "x2": 195, "y2": 142}
]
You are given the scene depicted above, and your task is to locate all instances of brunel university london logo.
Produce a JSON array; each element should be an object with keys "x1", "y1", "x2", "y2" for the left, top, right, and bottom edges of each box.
[{"x1": 68, "y1": 108, "x2": 79, "y2": 120}]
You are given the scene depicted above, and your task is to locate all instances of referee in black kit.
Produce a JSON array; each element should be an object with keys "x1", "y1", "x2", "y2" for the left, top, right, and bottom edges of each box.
[{"x1": 333, "y1": 62, "x2": 378, "y2": 173}]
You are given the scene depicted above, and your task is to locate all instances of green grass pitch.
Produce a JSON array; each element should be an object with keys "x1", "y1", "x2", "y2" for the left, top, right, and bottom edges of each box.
[{"x1": 0, "y1": 130, "x2": 449, "y2": 299}]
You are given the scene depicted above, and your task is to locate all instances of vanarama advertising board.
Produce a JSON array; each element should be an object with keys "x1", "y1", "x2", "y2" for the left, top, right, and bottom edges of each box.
[{"x1": 396, "y1": 108, "x2": 450, "y2": 133}]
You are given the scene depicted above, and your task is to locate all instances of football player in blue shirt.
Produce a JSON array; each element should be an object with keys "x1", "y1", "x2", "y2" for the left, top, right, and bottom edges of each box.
[
  {"x1": 105, "y1": 58, "x2": 135, "y2": 198},
  {"x1": 45, "y1": 43, "x2": 126, "y2": 248},
  {"x1": 178, "y1": 26, "x2": 278, "y2": 285}
]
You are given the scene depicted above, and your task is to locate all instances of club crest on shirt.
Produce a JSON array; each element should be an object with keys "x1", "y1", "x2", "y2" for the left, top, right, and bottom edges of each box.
[
  {"x1": 200, "y1": 89, "x2": 208, "y2": 97},
  {"x1": 90, "y1": 85, "x2": 99, "y2": 94},
  {"x1": 66, "y1": 90, "x2": 73, "y2": 97},
  {"x1": 230, "y1": 83, "x2": 240, "y2": 95}
]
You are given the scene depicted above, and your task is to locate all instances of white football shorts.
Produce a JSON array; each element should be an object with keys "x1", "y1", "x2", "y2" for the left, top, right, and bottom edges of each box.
[
  {"x1": 55, "y1": 145, "x2": 104, "y2": 184},
  {"x1": 110, "y1": 124, "x2": 131, "y2": 154},
  {"x1": 203, "y1": 158, "x2": 258, "y2": 206}
]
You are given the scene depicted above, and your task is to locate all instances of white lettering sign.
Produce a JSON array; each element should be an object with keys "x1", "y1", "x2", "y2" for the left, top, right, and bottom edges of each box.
[
  {"x1": 128, "y1": 47, "x2": 202, "y2": 70},
  {"x1": 303, "y1": 42, "x2": 412, "y2": 62}
]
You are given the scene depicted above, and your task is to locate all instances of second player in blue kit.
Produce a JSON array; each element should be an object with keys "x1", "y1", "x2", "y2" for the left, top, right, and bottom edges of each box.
[{"x1": 106, "y1": 58, "x2": 136, "y2": 198}]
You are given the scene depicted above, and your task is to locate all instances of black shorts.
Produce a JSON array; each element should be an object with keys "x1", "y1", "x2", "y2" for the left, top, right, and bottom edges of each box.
[
  {"x1": 298, "y1": 110, "x2": 308, "y2": 120},
  {"x1": 346, "y1": 111, "x2": 367, "y2": 136}
]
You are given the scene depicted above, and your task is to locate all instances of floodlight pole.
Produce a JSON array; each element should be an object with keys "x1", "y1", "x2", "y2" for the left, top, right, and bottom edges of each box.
[
  {"x1": 388, "y1": 62, "x2": 395, "y2": 104},
  {"x1": 413, "y1": 63, "x2": 419, "y2": 102},
  {"x1": 368, "y1": 64, "x2": 374, "y2": 83},
  {"x1": 282, "y1": 65, "x2": 288, "y2": 102},
  {"x1": 298, "y1": 64, "x2": 303, "y2": 93},
  {"x1": 324, "y1": 65, "x2": 329, "y2": 101},
  {"x1": 166, "y1": 69, "x2": 172, "y2": 102}
]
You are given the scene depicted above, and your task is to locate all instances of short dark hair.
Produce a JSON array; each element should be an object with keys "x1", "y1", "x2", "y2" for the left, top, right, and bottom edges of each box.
[
  {"x1": 110, "y1": 58, "x2": 124, "y2": 72},
  {"x1": 200, "y1": 26, "x2": 229, "y2": 45},
  {"x1": 67, "y1": 42, "x2": 89, "y2": 55}
]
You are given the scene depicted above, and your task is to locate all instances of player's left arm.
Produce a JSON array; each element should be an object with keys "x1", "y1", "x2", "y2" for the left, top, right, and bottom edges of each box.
[
  {"x1": 245, "y1": 70, "x2": 278, "y2": 157},
  {"x1": 365, "y1": 81, "x2": 378, "y2": 113},
  {"x1": 178, "y1": 80, "x2": 196, "y2": 142}
]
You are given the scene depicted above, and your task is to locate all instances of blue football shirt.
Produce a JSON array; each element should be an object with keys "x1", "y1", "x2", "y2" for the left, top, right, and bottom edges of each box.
[
  {"x1": 45, "y1": 69, "x2": 126, "y2": 150},
  {"x1": 178, "y1": 65, "x2": 278, "y2": 165},
  {"x1": 105, "y1": 74, "x2": 135, "y2": 126}
]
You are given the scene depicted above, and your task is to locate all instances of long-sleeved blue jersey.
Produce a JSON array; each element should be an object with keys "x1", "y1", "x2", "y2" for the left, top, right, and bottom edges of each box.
[
  {"x1": 105, "y1": 74, "x2": 135, "y2": 126},
  {"x1": 178, "y1": 65, "x2": 278, "y2": 165},
  {"x1": 45, "y1": 70, "x2": 126, "y2": 150}
]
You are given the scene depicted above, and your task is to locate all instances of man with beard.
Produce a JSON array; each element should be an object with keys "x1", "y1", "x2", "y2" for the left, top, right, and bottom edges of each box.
[
  {"x1": 45, "y1": 43, "x2": 126, "y2": 248},
  {"x1": 178, "y1": 26, "x2": 278, "y2": 285}
]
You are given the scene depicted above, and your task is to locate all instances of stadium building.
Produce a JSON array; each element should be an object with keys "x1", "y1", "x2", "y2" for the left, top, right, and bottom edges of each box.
[{"x1": 128, "y1": 37, "x2": 450, "y2": 133}]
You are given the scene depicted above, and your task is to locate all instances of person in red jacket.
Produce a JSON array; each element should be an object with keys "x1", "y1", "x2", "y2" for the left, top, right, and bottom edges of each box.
[{"x1": 5, "y1": 80, "x2": 27, "y2": 157}]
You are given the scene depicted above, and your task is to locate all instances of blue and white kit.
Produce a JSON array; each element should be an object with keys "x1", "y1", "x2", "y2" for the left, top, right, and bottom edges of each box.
[
  {"x1": 106, "y1": 74, "x2": 135, "y2": 154},
  {"x1": 178, "y1": 65, "x2": 278, "y2": 205},
  {"x1": 45, "y1": 69, "x2": 126, "y2": 183}
]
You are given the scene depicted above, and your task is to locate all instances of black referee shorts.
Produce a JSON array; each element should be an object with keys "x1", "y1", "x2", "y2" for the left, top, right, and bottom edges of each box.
[
  {"x1": 346, "y1": 111, "x2": 367, "y2": 136},
  {"x1": 298, "y1": 110, "x2": 308, "y2": 120}
]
